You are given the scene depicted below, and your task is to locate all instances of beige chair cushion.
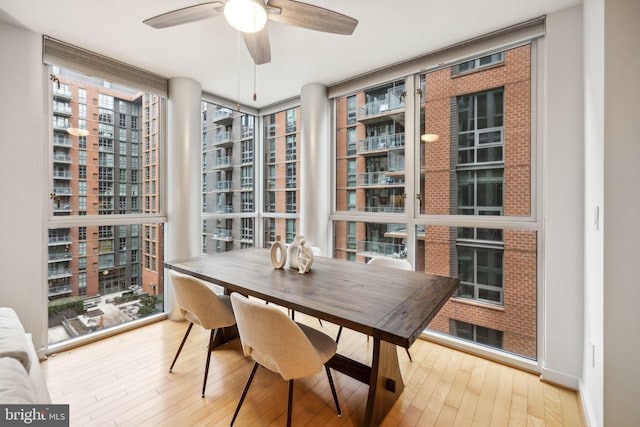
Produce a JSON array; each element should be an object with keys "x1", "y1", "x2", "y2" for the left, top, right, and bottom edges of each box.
[
  {"x1": 230, "y1": 293, "x2": 337, "y2": 381},
  {"x1": 169, "y1": 270, "x2": 236, "y2": 330}
]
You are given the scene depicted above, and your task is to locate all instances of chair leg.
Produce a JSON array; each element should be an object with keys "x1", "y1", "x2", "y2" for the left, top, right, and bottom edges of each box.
[
  {"x1": 169, "y1": 322, "x2": 193, "y2": 372},
  {"x1": 230, "y1": 362, "x2": 259, "y2": 426},
  {"x1": 287, "y1": 379, "x2": 294, "y2": 427},
  {"x1": 406, "y1": 347, "x2": 413, "y2": 362},
  {"x1": 325, "y1": 365, "x2": 342, "y2": 417},
  {"x1": 335, "y1": 326, "x2": 342, "y2": 344},
  {"x1": 202, "y1": 328, "x2": 220, "y2": 397}
]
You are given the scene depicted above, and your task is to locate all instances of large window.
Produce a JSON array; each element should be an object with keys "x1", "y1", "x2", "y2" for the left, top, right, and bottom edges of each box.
[
  {"x1": 47, "y1": 65, "x2": 165, "y2": 345},
  {"x1": 201, "y1": 100, "x2": 256, "y2": 252},
  {"x1": 263, "y1": 106, "x2": 301, "y2": 247},
  {"x1": 332, "y1": 44, "x2": 537, "y2": 360}
]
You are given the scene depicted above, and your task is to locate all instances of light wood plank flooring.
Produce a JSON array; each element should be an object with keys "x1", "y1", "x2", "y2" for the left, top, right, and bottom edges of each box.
[{"x1": 40, "y1": 314, "x2": 585, "y2": 426}]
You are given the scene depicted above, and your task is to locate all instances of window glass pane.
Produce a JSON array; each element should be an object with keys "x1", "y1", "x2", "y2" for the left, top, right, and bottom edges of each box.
[
  {"x1": 48, "y1": 66, "x2": 165, "y2": 345},
  {"x1": 201, "y1": 101, "x2": 256, "y2": 253},
  {"x1": 334, "y1": 221, "x2": 407, "y2": 261},
  {"x1": 261, "y1": 106, "x2": 301, "y2": 248},
  {"x1": 335, "y1": 80, "x2": 406, "y2": 214},
  {"x1": 422, "y1": 226, "x2": 536, "y2": 359},
  {"x1": 420, "y1": 45, "x2": 530, "y2": 217}
]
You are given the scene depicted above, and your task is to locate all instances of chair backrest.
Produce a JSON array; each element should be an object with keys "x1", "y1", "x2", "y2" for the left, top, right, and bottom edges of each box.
[
  {"x1": 367, "y1": 256, "x2": 412, "y2": 271},
  {"x1": 230, "y1": 293, "x2": 324, "y2": 381},
  {"x1": 169, "y1": 270, "x2": 235, "y2": 329}
]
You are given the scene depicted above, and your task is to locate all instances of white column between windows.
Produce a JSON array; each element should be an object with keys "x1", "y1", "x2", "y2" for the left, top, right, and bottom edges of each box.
[
  {"x1": 166, "y1": 77, "x2": 202, "y2": 320},
  {"x1": 300, "y1": 83, "x2": 330, "y2": 255}
]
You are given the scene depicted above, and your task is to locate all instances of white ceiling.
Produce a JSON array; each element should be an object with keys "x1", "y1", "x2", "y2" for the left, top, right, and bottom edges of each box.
[{"x1": 0, "y1": 0, "x2": 580, "y2": 109}]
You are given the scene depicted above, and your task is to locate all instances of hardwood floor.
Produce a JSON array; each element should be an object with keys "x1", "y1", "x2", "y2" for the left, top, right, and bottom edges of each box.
[{"x1": 40, "y1": 314, "x2": 585, "y2": 427}]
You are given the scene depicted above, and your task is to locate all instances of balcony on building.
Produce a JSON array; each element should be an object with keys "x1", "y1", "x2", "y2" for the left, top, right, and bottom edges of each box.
[
  {"x1": 356, "y1": 239, "x2": 407, "y2": 259},
  {"x1": 48, "y1": 283, "x2": 72, "y2": 298},
  {"x1": 213, "y1": 130, "x2": 232, "y2": 147},
  {"x1": 211, "y1": 228, "x2": 233, "y2": 242},
  {"x1": 53, "y1": 135, "x2": 72, "y2": 148},
  {"x1": 214, "y1": 204, "x2": 233, "y2": 214},
  {"x1": 53, "y1": 152, "x2": 72, "y2": 164},
  {"x1": 212, "y1": 181, "x2": 232, "y2": 192},
  {"x1": 48, "y1": 251, "x2": 72, "y2": 264},
  {"x1": 53, "y1": 204, "x2": 72, "y2": 213},
  {"x1": 357, "y1": 86, "x2": 406, "y2": 125},
  {"x1": 358, "y1": 132, "x2": 405, "y2": 154},
  {"x1": 358, "y1": 171, "x2": 405, "y2": 187},
  {"x1": 52, "y1": 86, "x2": 72, "y2": 100},
  {"x1": 53, "y1": 186, "x2": 72, "y2": 197},
  {"x1": 212, "y1": 108, "x2": 234, "y2": 126},
  {"x1": 211, "y1": 156, "x2": 232, "y2": 169},
  {"x1": 53, "y1": 170, "x2": 72, "y2": 180},
  {"x1": 48, "y1": 268, "x2": 72, "y2": 281}
]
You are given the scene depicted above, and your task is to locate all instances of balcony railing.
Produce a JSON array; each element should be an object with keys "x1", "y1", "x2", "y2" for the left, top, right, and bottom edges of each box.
[
  {"x1": 358, "y1": 133, "x2": 405, "y2": 153},
  {"x1": 212, "y1": 108, "x2": 233, "y2": 123},
  {"x1": 358, "y1": 172, "x2": 405, "y2": 186},
  {"x1": 53, "y1": 170, "x2": 72, "y2": 179},
  {"x1": 212, "y1": 229, "x2": 233, "y2": 241},
  {"x1": 213, "y1": 181, "x2": 232, "y2": 191},
  {"x1": 214, "y1": 204, "x2": 233, "y2": 213},
  {"x1": 357, "y1": 240, "x2": 407, "y2": 258},
  {"x1": 48, "y1": 284, "x2": 72, "y2": 297},
  {"x1": 214, "y1": 131, "x2": 231, "y2": 145},
  {"x1": 53, "y1": 186, "x2": 72, "y2": 196},
  {"x1": 53, "y1": 153, "x2": 72, "y2": 163},
  {"x1": 49, "y1": 235, "x2": 72, "y2": 245},
  {"x1": 212, "y1": 156, "x2": 232, "y2": 168},
  {"x1": 48, "y1": 252, "x2": 72, "y2": 262},
  {"x1": 52, "y1": 87, "x2": 72, "y2": 99},
  {"x1": 357, "y1": 86, "x2": 406, "y2": 120},
  {"x1": 48, "y1": 269, "x2": 72, "y2": 279},
  {"x1": 53, "y1": 136, "x2": 72, "y2": 147}
]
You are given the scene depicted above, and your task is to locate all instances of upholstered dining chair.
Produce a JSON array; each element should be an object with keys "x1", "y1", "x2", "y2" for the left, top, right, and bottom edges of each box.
[
  {"x1": 168, "y1": 270, "x2": 236, "y2": 397},
  {"x1": 335, "y1": 256, "x2": 414, "y2": 361},
  {"x1": 229, "y1": 292, "x2": 342, "y2": 427}
]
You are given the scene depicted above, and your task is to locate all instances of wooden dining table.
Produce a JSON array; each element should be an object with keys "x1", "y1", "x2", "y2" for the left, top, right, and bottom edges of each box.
[{"x1": 164, "y1": 247, "x2": 459, "y2": 426}]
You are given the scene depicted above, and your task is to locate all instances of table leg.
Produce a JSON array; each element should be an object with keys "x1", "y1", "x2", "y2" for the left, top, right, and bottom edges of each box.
[{"x1": 362, "y1": 338, "x2": 404, "y2": 427}]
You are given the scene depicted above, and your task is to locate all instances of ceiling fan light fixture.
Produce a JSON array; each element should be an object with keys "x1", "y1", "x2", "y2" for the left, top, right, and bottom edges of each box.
[{"x1": 224, "y1": 0, "x2": 267, "y2": 33}]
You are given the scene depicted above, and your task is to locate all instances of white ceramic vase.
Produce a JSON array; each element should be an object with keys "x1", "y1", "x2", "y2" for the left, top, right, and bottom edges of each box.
[{"x1": 270, "y1": 235, "x2": 286, "y2": 269}]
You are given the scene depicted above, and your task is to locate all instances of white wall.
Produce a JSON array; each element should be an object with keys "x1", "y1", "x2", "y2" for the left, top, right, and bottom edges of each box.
[
  {"x1": 601, "y1": 0, "x2": 640, "y2": 425},
  {"x1": 582, "y1": 0, "x2": 605, "y2": 424},
  {"x1": 543, "y1": 5, "x2": 584, "y2": 389},
  {"x1": 0, "y1": 21, "x2": 47, "y2": 350}
]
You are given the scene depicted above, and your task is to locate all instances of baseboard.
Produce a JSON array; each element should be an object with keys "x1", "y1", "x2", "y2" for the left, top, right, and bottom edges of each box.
[
  {"x1": 540, "y1": 365, "x2": 580, "y2": 389},
  {"x1": 578, "y1": 379, "x2": 598, "y2": 427}
]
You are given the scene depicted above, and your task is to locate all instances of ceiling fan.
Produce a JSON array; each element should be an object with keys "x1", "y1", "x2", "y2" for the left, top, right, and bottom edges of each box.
[{"x1": 143, "y1": 0, "x2": 358, "y2": 65}]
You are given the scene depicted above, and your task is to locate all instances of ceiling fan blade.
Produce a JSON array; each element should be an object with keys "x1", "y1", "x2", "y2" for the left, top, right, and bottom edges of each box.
[
  {"x1": 266, "y1": 0, "x2": 358, "y2": 35},
  {"x1": 143, "y1": 2, "x2": 225, "y2": 29},
  {"x1": 242, "y1": 27, "x2": 272, "y2": 65}
]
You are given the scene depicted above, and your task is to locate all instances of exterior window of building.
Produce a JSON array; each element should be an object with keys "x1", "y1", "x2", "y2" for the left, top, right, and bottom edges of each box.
[
  {"x1": 47, "y1": 65, "x2": 165, "y2": 346},
  {"x1": 286, "y1": 219, "x2": 296, "y2": 243},
  {"x1": 286, "y1": 135, "x2": 296, "y2": 161},
  {"x1": 261, "y1": 106, "x2": 301, "y2": 246},
  {"x1": 347, "y1": 127, "x2": 357, "y2": 156},
  {"x1": 286, "y1": 191, "x2": 296, "y2": 213},
  {"x1": 333, "y1": 44, "x2": 537, "y2": 360},
  {"x1": 451, "y1": 52, "x2": 505, "y2": 76},
  {"x1": 201, "y1": 100, "x2": 256, "y2": 253},
  {"x1": 286, "y1": 163, "x2": 296, "y2": 189},
  {"x1": 346, "y1": 95, "x2": 356, "y2": 125}
]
